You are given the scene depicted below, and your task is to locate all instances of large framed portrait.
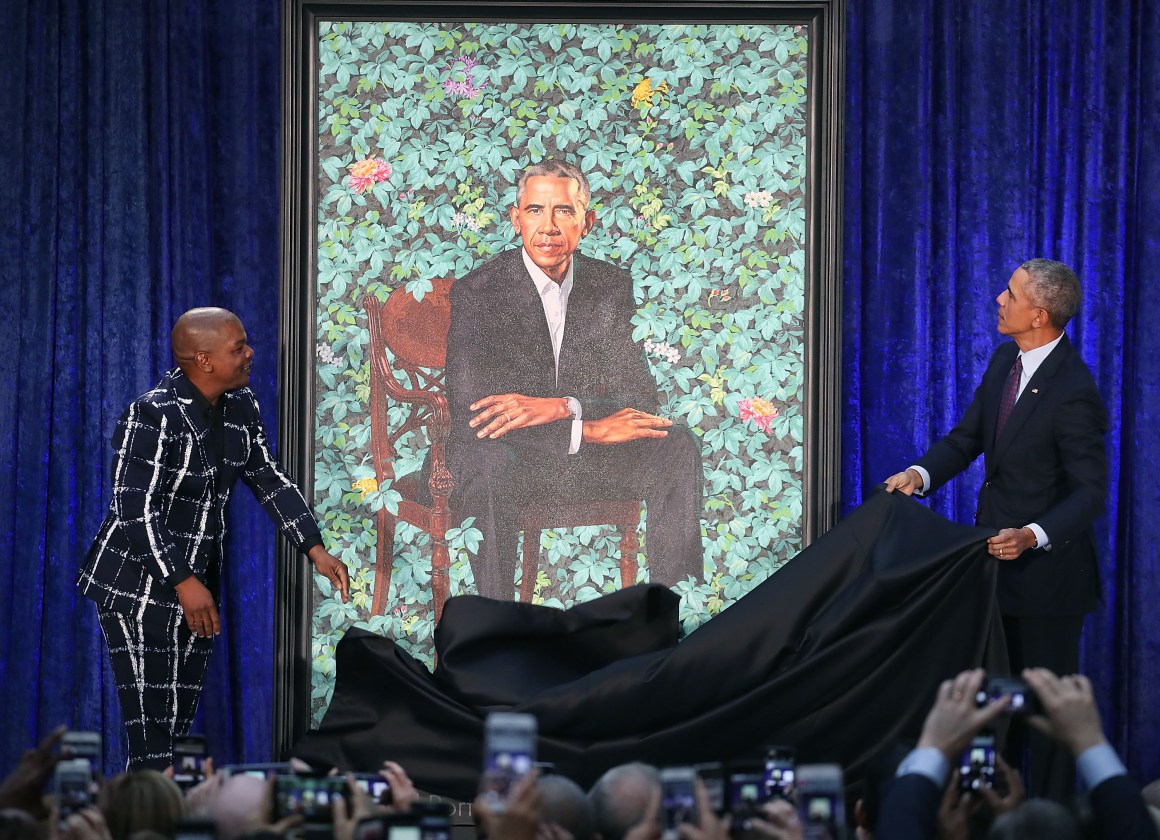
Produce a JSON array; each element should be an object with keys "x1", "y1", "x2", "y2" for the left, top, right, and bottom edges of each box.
[{"x1": 276, "y1": 0, "x2": 844, "y2": 755}]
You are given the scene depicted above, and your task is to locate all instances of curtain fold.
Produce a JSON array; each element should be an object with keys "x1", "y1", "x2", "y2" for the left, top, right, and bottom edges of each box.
[{"x1": 1, "y1": 0, "x2": 1156, "y2": 786}]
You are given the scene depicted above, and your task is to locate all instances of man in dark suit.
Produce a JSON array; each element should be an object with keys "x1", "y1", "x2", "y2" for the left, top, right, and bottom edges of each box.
[
  {"x1": 884, "y1": 258, "x2": 1108, "y2": 799},
  {"x1": 77, "y1": 307, "x2": 350, "y2": 770},
  {"x1": 445, "y1": 160, "x2": 703, "y2": 600}
]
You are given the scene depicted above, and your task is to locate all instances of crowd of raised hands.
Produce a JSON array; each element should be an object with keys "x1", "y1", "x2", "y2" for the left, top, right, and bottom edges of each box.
[{"x1": 2, "y1": 667, "x2": 1157, "y2": 840}]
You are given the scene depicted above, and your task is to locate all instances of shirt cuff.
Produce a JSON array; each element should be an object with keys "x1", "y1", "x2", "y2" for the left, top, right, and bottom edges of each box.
[
  {"x1": 909, "y1": 465, "x2": 932, "y2": 495},
  {"x1": 1076, "y1": 742, "x2": 1125, "y2": 791},
  {"x1": 1025, "y1": 522, "x2": 1050, "y2": 551},
  {"x1": 895, "y1": 747, "x2": 950, "y2": 788},
  {"x1": 567, "y1": 397, "x2": 583, "y2": 454},
  {"x1": 300, "y1": 535, "x2": 324, "y2": 556}
]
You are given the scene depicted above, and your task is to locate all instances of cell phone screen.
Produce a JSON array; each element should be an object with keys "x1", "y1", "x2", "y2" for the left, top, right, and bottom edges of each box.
[
  {"x1": 660, "y1": 768, "x2": 697, "y2": 838},
  {"x1": 172, "y1": 736, "x2": 207, "y2": 789},
  {"x1": 959, "y1": 735, "x2": 996, "y2": 792},
  {"x1": 273, "y1": 775, "x2": 346, "y2": 822},
  {"x1": 763, "y1": 749, "x2": 796, "y2": 799},
  {"x1": 795, "y1": 764, "x2": 845, "y2": 840},
  {"x1": 481, "y1": 712, "x2": 536, "y2": 811}
]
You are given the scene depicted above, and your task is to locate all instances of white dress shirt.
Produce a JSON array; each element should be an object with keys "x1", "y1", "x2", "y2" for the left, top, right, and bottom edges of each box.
[{"x1": 521, "y1": 248, "x2": 584, "y2": 454}]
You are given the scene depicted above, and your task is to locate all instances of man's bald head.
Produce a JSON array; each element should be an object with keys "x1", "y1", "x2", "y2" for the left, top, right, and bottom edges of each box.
[
  {"x1": 171, "y1": 308, "x2": 254, "y2": 401},
  {"x1": 171, "y1": 307, "x2": 242, "y2": 367}
]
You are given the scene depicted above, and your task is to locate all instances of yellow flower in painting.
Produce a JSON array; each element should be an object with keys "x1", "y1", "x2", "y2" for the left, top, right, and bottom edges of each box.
[
  {"x1": 352, "y1": 477, "x2": 379, "y2": 500},
  {"x1": 631, "y1": 77, "x2": 669, "y2": 109}
]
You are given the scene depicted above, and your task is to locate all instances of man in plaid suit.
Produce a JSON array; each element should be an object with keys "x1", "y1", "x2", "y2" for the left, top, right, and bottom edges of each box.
[{"x1": 77, "y1": 307, "x2": 350, "y2": 770}]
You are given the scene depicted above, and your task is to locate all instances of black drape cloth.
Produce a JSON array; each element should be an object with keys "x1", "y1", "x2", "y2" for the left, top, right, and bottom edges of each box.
[{"x1": 293, "y1": 490, "x2": 1000, "y2": 800}]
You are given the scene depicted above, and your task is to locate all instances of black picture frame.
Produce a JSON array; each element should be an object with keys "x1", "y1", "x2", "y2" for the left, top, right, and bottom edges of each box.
[{"x1": 276, "y1": 0, "x2": 844, "y2": 757}]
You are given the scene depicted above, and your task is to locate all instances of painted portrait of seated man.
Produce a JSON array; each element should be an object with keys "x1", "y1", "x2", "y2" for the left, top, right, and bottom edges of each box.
[{"x1": 445, "y1": 160, "x2": 705, "y2": 599}]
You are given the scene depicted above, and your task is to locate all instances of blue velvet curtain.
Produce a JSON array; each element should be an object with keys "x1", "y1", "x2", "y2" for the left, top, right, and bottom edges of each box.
[
  {"x1": 0, "y1": 0, "x2": 284, "y2": 772},
  {"x1": 1, "y1": 0, "x2": 1156, "y2": 785}
]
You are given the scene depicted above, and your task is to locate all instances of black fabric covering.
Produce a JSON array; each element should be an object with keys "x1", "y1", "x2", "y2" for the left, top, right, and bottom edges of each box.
[{"x1": 293, "y1": 489, "x2": 999, "y2": 800}]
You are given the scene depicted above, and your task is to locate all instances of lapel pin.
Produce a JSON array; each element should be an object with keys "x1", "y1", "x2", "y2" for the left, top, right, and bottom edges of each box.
[{"x1": 1031, "y1": 388, "x2": 1039, "y2": 394}]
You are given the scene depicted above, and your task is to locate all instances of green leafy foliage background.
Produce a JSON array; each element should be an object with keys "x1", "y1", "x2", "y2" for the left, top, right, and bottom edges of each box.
[{"x1": 309, "y1": 20, "x2": 809, "y2": 721}]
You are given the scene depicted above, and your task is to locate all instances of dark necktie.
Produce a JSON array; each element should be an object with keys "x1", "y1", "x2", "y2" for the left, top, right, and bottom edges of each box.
[{"x1": 995, "y1": 355, "x2": 1023, "y2": 436}]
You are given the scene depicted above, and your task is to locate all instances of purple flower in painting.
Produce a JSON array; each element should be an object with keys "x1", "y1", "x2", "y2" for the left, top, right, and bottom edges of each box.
[{"x1": 442, "y1": 54, "x2": 488, "y2": 99}]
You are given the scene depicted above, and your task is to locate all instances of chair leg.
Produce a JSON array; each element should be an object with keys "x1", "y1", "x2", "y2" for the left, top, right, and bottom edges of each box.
[
  {"x1": 371, "y1": 508, "x2": 397, "y2": 616},
  {"x1": 519, "y1": 528, "x2": 539, "y2": 603},
  {"x1": 620, "y1": 524, "x2": 640, "y2": 589},
  {"x1": 431, "y1": 534, "x2": 451, "y2": 623}
]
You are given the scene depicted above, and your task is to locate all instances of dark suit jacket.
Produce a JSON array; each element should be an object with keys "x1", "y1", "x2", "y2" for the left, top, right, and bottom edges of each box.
[
  {"x1": 1088, "y1": 774, "x2": 1160, "y2": 840},
  {"x1": 445, "y1": 248, "x2": 659, "y2": 458},
  {"x1": 77, "y1": 368, "x2": 320, "y2": 625},
  {"x1": 916, "y1": 335, "x2": 1107, "y2": 616},
  {"x1": 878, "y1": 772, "x2": 1160, "y2": 840},
  {"x1": 875, "y1": 773, "x2": 942, "y2": 840}
]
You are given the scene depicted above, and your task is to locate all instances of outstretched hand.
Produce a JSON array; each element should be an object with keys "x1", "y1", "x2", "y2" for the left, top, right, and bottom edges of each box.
[
  {"x1": 917, "y1": 669, "x2": 1010, "y2": 760},
  {"x1": 309, "y1": 545, "x2": 351, "y2": 603},
  {"x1": 0, "y1": 724, "x2": 70, "y2": 818},
  {"x1": 882, "y1": 468, "x2": 923, "y2": 495}
]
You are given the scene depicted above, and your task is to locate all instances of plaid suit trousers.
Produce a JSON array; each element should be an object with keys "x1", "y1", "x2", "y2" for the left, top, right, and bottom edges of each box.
[{"x1": 98, "y1": 608, "x2": 213, "y2": 770}]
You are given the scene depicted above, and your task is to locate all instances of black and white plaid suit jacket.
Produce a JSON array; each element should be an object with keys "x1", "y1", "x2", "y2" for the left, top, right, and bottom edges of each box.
[{"x1": 77, "y1": 368, "x2": 320, "y2": 625}]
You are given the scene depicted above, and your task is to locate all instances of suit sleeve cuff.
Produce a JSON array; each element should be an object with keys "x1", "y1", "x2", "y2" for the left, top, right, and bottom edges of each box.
[
  {"x1": 300, "y1": 535, "x2": 324, "y2": 556},
  {"x1": 895, "y1": 747, "x2": 950, "y2": 788},
  {"x1": 1076, "y1": 742, "x2": 1126, "y2": 790}
]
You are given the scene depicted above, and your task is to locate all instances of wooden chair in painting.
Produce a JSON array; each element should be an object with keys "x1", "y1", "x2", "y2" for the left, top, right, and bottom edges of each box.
[{"x1": 363, "y1": 281, "x2": 642, "y2": 623}]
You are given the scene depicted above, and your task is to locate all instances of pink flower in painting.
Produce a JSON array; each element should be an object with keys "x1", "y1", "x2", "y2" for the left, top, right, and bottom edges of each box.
[
  {"x1": 347, "y1": 158, "x2": 392, "y2": 194},
  {"x1": 738, "y1": 397, "x2": 780, "y2": 434}
]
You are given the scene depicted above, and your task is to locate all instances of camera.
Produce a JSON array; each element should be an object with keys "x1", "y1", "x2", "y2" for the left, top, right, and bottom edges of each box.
[
  {"x1": 480, "y1": 712, "x2": 537, "y2": 813},
  {"x1": 724, "y1": 760, "x2": 765, "y2": 830},
  {"x1": 763, "y1": 746, "x2": 796, "y2": 800},
  {"x1": 795, "y1": 764, "x2": 846, "y2": 840},
  {"x1": 694, "y1": 762, "x2": 725, "y2": 815},
  {"x1": 55, "y1": 758, "x2": 95, "y2": 818},
  {"x1": 272, "y1": 774, "x2": 348, "y2": 824},
  {"x1": 975, "y1": 675, "x2": 1043, "y2": 716},
  {"x1": 353, "y1": 771, "x2": 393, "y2": 806},
  {"x1": 172, "y1": 734, "x2": 208, "y2": 789},
  {"x1": 219, "y1": 762, "x2": 292, "y2": 779},
  {"x1": 660, "y1": 766, "x2": 698, "y2": 840},
  {"x1": 61, "y1": 731, "x2": 102, "y2": 773},
  {"x1": 958, "y1": 733, "x2": 996, "y2": 792}
]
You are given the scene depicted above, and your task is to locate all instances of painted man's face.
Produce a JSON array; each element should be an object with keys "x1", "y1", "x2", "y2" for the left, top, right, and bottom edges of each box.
[{"x1": 509, "y1": 175, "x2": 596, "y2": 283}]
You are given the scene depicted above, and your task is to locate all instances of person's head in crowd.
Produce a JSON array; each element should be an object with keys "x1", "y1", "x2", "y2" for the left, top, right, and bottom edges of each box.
[
  {"x1": 0, "y1": 809, "x2": 38, "y2": 840},
  {"x1": 538, "y1": 774, "x2": 595, "y2": 840},
  {"x1": 211, "y1": 774, "x2": 271, "y2": 840},
  {"x1": 987, "y1": 799, "x2": 1081, "y2": 840},
  {"x1": 1143, "y1": 778, "x2": 1160, "y2": 810},
  {"x1": 588, "y1": 762, "x2": 660, "y2": 840},
  {"x1": 105, "y1": 770, "x2": 187, "y2": 840}
]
